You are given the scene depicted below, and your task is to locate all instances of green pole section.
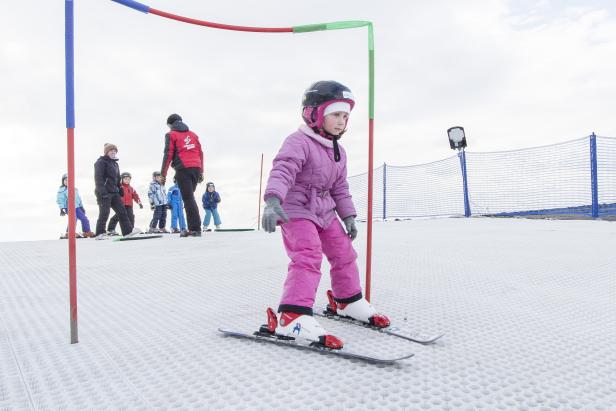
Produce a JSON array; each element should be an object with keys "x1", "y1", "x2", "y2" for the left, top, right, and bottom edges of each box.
[{"x1": 293, "y1": 20, "x2": 370, "y2": 33}]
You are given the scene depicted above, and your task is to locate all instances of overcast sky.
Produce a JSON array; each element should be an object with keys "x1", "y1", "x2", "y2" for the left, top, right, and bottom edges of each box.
[{"x1": 1, "y1": 0, "x2": 615, "y2": 241}]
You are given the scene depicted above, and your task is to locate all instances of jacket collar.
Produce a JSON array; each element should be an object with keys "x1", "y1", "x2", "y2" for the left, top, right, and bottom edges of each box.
[{"x1": 299, "y1": 124, "x2": 335, "y2": 148}]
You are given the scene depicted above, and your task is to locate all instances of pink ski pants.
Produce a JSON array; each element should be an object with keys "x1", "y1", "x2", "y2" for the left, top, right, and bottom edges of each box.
[{"x1": 279, "y1": 218, "x2": 361, "y2": 310}]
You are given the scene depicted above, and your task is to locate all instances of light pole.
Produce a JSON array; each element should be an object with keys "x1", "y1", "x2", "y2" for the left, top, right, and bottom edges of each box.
[{"x1": 447, "y1": 126, "x2": 471, "y2": 217}]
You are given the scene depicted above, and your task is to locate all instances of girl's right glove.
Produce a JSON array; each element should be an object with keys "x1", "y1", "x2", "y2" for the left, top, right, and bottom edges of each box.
[{"x1": 262, "y1": 197, "x2": 289, "y2": 233}]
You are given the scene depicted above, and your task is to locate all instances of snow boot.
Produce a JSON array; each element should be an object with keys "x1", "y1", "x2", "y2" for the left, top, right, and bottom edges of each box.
[
  {"x1": 124, "y1": 227, "x2": 143, "y2": 239},
  {"x1": 326, "y1": 290, "x2": 390, "y2": 328},
  {"x1": 106, "y1": 230, "x2": 120, "y2": 237},
  {"x1": 171, "y1": 228, "x2": 181, "y2": 234},
  {"x1": 83, "y1": 231, "x2": 96, "y2": 238},
  {"x1": 265, "y1": 308, "x2": 343, "y2": 349},
  {"x1": 180, "y1": 230, "x2": 202, "y2": 237}
]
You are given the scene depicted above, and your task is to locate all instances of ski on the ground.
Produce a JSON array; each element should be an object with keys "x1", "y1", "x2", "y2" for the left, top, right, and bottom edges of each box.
[
  {"x1": 315, "y1": 308, "x2": 444, "y2": 344},
  {"x1": 113, "y1": 234, "x2": 163, "y2": 242},
  {"x1": 218, "y1": 328, "x2": 414, "y2": 365}
]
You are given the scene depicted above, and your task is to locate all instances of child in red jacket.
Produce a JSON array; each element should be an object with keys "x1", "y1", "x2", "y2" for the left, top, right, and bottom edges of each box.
[{"x1": 107, "y1": 172, "x2": 143, "y2": 235}]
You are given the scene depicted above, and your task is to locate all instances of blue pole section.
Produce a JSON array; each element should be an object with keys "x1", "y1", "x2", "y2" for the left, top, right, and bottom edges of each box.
[
  {"x1": 110, "y1": 0, "x2": 150, "y2": 13},
  {"x1": 590, "y1": 133, "x2": 599, "y2": 218},
  {"x1": 459, "y1": 150, "x2": 471, "y2": 217},
  {"x1": 65, "y1": 0, "x2": 75, "y2": 128},
  {"x1": 382, "y1": 163, "x2": 387, "y2": 220}
]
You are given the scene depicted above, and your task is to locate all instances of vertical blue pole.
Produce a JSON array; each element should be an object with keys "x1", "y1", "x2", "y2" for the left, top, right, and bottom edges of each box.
[
  {"x1": 590, "y1": 133, "x2": 599, "y2": 218},
  {"x1": 382, "y1": 163, "x2": 387, "y2": 220},
  {"x1": 65, "y1": 0, "x2": 75, "y2": 129},
  {"x1": 459, "y1": 150, "x2": 471, "y2": 217}
]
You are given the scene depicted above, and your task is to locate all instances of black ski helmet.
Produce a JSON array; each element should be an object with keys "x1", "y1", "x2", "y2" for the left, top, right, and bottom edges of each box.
[
  {"x1": 121, "y1": 172, "x2": 132, "y2": 179},
  {"x1": 301, "y1": 81, "x2": 355, "y2": 130},
  {"x1": 301, "y1": 81, "x2": 355, "y2": 163}
]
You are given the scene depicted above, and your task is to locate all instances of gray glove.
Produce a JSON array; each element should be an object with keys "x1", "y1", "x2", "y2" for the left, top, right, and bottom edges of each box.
[
  {"x1": 343, "y1": 216, "x2": 358, "y2": 240},
  {"x1": 262, "y1": 197, "x2": 289, "y2": 233}
]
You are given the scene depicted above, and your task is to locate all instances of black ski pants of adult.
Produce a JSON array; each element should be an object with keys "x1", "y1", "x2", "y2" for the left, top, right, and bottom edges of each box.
[
  {"x1": 174, "y1": 167, "x2": 202, "y2": 232},
  {"x1": 96, "y1": 194, "x2": 133, "y2": 235},
  {"x1": 108, "y1": 205, "x2": 135, "y2": 232}
]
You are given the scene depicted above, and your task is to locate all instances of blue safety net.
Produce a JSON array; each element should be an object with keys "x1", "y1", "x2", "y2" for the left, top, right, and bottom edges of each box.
[{"x1": 348, "y1": 135, "x2": 616, "y2": 220}]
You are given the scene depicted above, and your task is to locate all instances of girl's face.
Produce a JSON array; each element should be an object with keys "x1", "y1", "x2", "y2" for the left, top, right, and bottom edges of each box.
[
  {"x1": 155, "y1": 175, "x2": 162, "y2": 183},
  {"x1": 122, "y1": 176, "x2": 131, "y2": 184},
  {"x1": 63, "y1": 178, "x2": 68, "y2": 186},
  {"x1": 207, "y1": 186, "x2": 214, "y2": 192},
  {"x1": 322, "y1": 111, "x2": 349, "y2": 136}
]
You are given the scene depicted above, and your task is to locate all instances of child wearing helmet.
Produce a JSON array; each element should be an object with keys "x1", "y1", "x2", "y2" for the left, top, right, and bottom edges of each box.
[
  {"x1": 107, "y1": 172, "x2": 143, "y2": 235},
  {"x1": 202, "y1": 182, "x2": 222, "y2": 231},
  {"x1": 261, "y1": 80, "x2": 390, "y2": 349},
  {"x1": 148, "y1": 171, "x2": 168, "y2": 233},
  {"x1": 56, "y1": 173, "x2": 95, "y2": 238}
]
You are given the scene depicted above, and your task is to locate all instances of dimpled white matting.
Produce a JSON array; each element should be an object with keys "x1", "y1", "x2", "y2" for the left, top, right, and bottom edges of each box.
[{"x1": 0, "y1": 218, "x2": 615, "y2": 410}]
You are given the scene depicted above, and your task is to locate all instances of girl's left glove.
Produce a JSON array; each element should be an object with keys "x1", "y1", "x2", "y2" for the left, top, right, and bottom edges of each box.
[{"x1": 343, "y1": 216, "x2": 358, "y2": 240}]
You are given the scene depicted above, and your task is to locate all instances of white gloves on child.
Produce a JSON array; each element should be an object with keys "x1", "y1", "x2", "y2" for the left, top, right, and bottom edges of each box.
[
  {"x1": 343, "y1": 216, "x2": 358, "y2": 240},
  {"x1": 262, "y1": 197, "x2": 289, "y2": 233}
]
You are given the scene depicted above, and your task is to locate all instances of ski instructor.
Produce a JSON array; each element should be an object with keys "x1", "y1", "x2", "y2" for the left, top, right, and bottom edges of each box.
[{"x1": 160, "y1": 113, "x2": 204, "y2": 237}]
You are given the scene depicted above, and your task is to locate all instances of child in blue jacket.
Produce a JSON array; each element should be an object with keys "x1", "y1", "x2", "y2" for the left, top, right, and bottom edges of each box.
[
  {"x1": 202, "y1": 182, "x2": 222, "y2": 230},
  {"x1": 167, "y1": 179, "x2": 187, "y2": 233},
  {"x1": 57, "y1": 173, "x2": 95, "y2": 238},
  {"x1": 148, "y1": 171, "x2": 168, "y2": 233}
]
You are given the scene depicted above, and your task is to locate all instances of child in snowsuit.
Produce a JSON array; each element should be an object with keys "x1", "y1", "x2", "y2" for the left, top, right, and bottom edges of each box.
[
  {"x1": 202, "y1": 182, "x2": 221, "y2": 230},
  {"x1": 262, "y1": 81, "x2": 390, "y2": 349},
  {"x1": 57, "y1": 173, "x2": 95, "y2": 238},
  {"x1": 108, "y1": 172, "x2": 143, "y2": 234},
  {"x1": 167, "y1": 179, "x2": 187, "y2": 233},
  {"x1": 148, "y1": 171, "x2": 168, "y2": 233}
]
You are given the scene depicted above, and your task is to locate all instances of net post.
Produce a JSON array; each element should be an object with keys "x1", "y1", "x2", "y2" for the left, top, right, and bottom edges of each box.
[
  {"x1": 459, "y1": 150, "x2": 471, "y2": 217},
  {"x1": 589, "y1": 133, "x2": 599, "y2": 218}
]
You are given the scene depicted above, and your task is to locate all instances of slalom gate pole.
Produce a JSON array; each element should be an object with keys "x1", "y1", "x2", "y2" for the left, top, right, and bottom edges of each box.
[
  {"x1": 109, "y1": 0, "x2": 377, "y2": 300},
  {"x1": 258, "y1": 153, "x2": 264, "y2": 230},
  {"x1": 65, "y1": 0, "x2": 78, "y2": 344}
]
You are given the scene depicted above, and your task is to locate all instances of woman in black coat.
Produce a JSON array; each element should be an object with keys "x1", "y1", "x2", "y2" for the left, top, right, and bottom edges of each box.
[{"x1": 94, "y1": 143, "x2": 134, "y2": 237}]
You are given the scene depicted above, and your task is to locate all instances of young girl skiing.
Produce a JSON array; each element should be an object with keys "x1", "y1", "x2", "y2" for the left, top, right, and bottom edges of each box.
[
  {"x1": 261, "y1": 81, "x2": 389, "y2": 349},
  {"x1": 57, "y1": 173, "x2": 95, "y2": 238}
]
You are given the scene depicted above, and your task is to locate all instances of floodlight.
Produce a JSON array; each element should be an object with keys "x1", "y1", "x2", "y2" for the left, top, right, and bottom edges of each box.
[{"x1": 447, "y1": 126, "x2": 467, "y2": 150}]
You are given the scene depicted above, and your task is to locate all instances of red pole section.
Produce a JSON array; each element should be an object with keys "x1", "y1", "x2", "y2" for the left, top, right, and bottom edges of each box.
[
  {"x1": 257, "y1": 153, "x2": 264, "y2": 230},
  {"x1": 149, "y1": 9, "x2": 292, "y2": 32},
  {"x1": 365, "y1": 119, "x2": 374, "y2": 302},
  {"x1": 67, "y1": 128, "x2": 78, "y2": 343}
]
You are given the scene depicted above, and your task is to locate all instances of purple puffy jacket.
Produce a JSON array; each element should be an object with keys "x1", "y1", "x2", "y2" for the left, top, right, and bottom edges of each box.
[{"x1": 264, "y1": 125, "x2": 357, "y2": 229}]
